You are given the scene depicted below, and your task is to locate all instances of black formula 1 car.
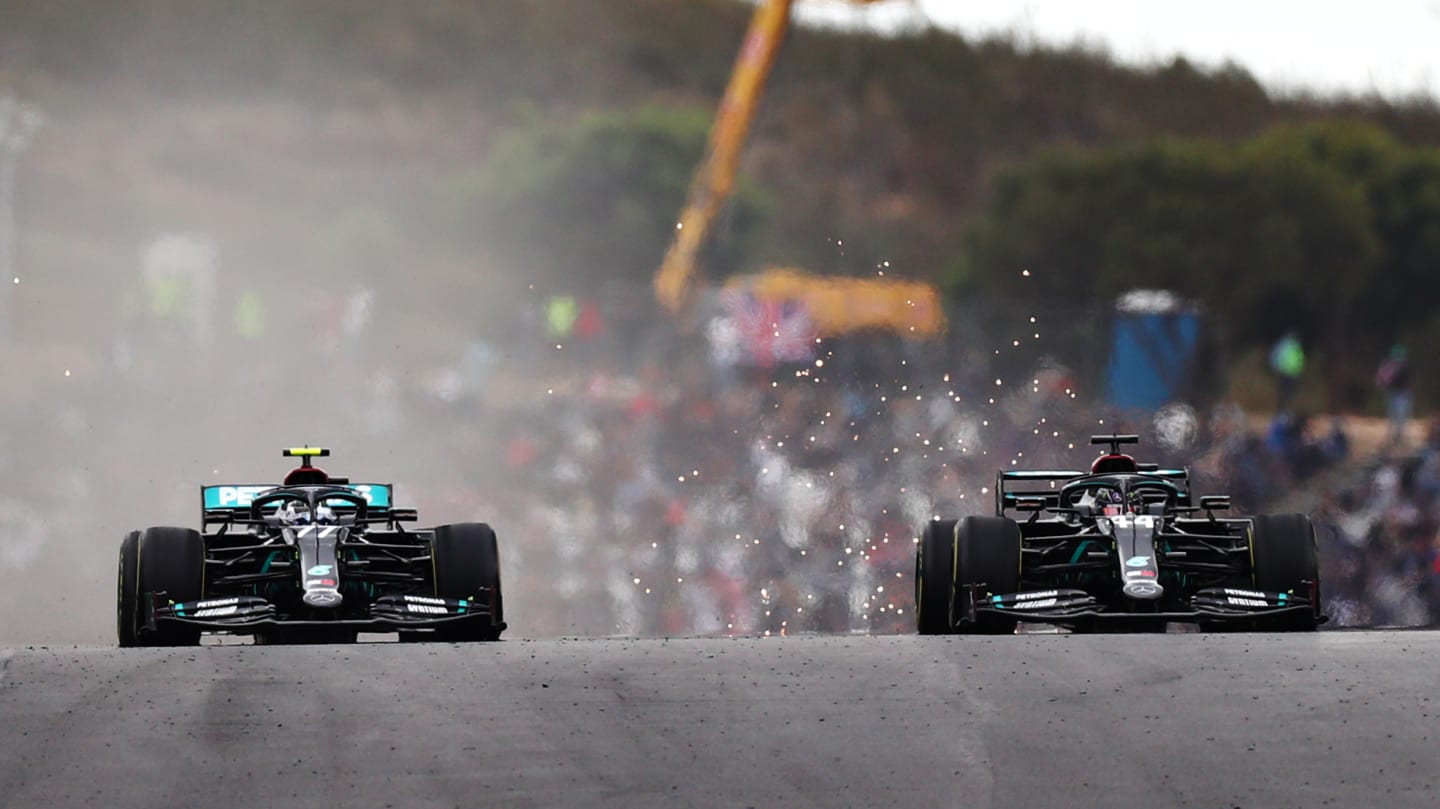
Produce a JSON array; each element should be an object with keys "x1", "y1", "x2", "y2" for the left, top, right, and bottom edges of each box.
[
  {"x1": 117, "y1": 448, "x2": 505, "y2": 646},
  {"x1": 915, "y1": 435, "x2": 1323, "y2": 634}
]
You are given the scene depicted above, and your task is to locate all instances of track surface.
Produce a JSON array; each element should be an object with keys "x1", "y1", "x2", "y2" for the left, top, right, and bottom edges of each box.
[{"x1": 2, "y1": 632, "x2": 1438, "y2": 808}]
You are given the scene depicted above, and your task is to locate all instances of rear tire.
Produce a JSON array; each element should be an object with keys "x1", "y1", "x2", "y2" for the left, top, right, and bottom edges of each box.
[
  {"x1": 951, "y1": 516, "x2": 1021, "y2": 635},
  {"x1": 433, "y1": 522, "x2": 505, "y2": 641},
  {"x1": 915, "y1": 520, "x2": 957, "y2": 634},
  {"x1": 1250, "y1": 513, "x2": 1321, "y2": 631},
  {"x1": 136, "y1": 527, "x2": 205, "y2": 647},
  {"x1": 117, "y1": 531, "x2": 141, "y2": 647}
]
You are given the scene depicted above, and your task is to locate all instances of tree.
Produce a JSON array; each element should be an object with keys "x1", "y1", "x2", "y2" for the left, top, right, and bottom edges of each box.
[
  {"x1": 464, "y1": 105, "x2": 773, "y2": 293},
  {"x1": 1245, "y1": 121, "x2": 1440, "y2": 406},
  {"x1": 956, "y1": 134, "x2": 1381, "y2": 404}
]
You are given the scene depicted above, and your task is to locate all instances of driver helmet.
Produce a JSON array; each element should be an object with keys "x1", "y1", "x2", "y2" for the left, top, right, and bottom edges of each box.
[
  {"x1": 1076, "y1": 485, "x2": 1129, "y2": 516},
  {"x1": 1102, "y1": 485, "x2": 1125, "y2": 504},
  {"x1": 312, "y1": 504, "x2": 335, "y2": 525},
  {"x1": 279, "y1": 501, "x2": 312, "y2": 526},
  {"x1": 1127, "y1": 489, "x2": 1149, "y2": 511}
]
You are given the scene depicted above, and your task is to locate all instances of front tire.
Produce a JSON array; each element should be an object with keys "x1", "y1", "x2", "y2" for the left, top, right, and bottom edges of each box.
[
  {"x1": 136, "y1": 527, "x2": 205, "y2": 647},
  {"x1": 951, "y1": 516, "x2": 1021, "y2": 635},
  {"x1": 916, "y1": 519, "x2": 958, "y2": 634},
  {"x1": 1250, "y1": 513, "x2": 1321, "y2": 631},
  {"x1": 432, "y1": 522, "x2": 505, "y2": 641},
  {"x1": 117, "y1": 531, "x2": 141, "y2": 647}
]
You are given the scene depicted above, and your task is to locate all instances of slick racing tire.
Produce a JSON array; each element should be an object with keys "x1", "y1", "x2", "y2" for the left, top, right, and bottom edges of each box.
[
  {"x1": 951, "y1": 516, "x2": 1021, "y2": 635},
  {"x1": 1250, "y1": 513, "x2": 1321, "y2": 632},
  {"x1": 136, "y1": 527, "x2": 205, "y2": 647},
  {"x1": 433, "y1": 522, "x2": 504, "y2": 641},
  {"x1": 117, "y1": 530, "x2": 141, "y2": 647},
  {"x1": 915, "y1": 519, "x2": 958, "y2": 635}
]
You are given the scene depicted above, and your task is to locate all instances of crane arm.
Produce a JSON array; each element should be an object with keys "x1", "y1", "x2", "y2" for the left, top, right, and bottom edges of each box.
[
  {"x1": 653, "y1": 0, "x2": 795, "y2": 315},
  {"x1": 653, "y1": 0, "x2": 939, "y2": 340}
]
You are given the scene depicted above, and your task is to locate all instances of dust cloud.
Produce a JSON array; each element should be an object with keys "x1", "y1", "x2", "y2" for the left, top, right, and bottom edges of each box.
[{"x1": 0, "y1": 4, "x2": 1257, "y2": 645}]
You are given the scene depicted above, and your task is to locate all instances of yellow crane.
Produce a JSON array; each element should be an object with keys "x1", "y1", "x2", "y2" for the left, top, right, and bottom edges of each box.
[{"x1": 653, "y1": 0, "x2": 943, "y2": 337}]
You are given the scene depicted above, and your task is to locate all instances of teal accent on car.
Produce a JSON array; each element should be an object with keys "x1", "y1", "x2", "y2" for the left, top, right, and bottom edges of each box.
[
  {"x1": 1069, "y1": 540, "x2": 1098, "y2": 564},
  {"x1": 202, "y1": 483, "x2": 393, "y2": 510}
]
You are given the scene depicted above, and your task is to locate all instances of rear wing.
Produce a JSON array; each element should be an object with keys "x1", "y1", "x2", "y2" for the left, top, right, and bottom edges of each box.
[
  {"x1": 1133, "y1": 469, "x2": 1192, "y2": 507},
  {"x1": 201, "y1": 483, "x2": 394, "y2": 520},
  {"x1": 995, "y1": 468, "x2": 1192, "y2": 514},
  {"x1": 995, "y1": 470, "x2": 1083, "y2": 515}
]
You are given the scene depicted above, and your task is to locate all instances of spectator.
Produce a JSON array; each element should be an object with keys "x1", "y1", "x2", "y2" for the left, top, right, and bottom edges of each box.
[
  {"x1": 1376, "y1": 344, "x2": 1413, "y2": 448},
  {"x1": 1269, "y1": 330, "x2": 1304, "y2": 410},
  {"x1": 1319, "y1": 414, "x2": 1350, "y2": 463}
]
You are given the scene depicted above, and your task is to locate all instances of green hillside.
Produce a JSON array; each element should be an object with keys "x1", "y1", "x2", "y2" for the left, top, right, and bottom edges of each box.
[{"x1": 2, "y1": 0, "x2": 1438, "y2": 397}]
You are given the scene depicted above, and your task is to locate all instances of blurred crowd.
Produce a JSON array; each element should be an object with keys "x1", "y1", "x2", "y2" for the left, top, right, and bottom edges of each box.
[
  {"x1": 385, "y1": 288, "x2": 1368, "y2": 637},
  {"x1": 0, "y1": 279, "x2": 1427, "y2": 640},
  {"x1": 1312, "y1": 426, "x2": 1440, "y2": 627}
]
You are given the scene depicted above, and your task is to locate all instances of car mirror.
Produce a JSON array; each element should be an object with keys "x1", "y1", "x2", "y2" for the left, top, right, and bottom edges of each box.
[
  {"x1": 1014, "y1": 496, "x2": 1047, "y2": 512},
  {"x1": 1199, "y1": 495, "x2": 1230, "y2": 511}
]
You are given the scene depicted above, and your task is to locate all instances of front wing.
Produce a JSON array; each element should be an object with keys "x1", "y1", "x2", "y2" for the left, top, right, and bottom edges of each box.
[
  {"x1": 961, "y1": 584, "x2": 1322, "y2": 628},
  {"x1": 141, "y1": 593, "x2": 505, "y2": 636}
]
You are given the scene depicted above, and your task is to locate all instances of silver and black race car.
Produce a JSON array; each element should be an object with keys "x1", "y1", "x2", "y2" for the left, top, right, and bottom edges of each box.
[
  {"x1": 117, "y1": 447, "x2": 505, "y2": 646},
  {"x1": 915, "y1": 434, "x2": 1323, "y2": 634}
]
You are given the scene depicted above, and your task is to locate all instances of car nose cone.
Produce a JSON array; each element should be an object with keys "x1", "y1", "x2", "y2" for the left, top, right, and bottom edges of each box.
[
  {"x1": 303, "y1": 589, "x2": 343, "y2": 608},
  {"x1": 1122, "y1": 578, "x2": 1164, "y2": 600}
]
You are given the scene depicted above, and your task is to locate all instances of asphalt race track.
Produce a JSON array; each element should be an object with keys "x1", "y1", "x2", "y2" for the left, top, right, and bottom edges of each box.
[{"x1": 1, "y1": 631, "x2": 1438, "y2": 808}]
